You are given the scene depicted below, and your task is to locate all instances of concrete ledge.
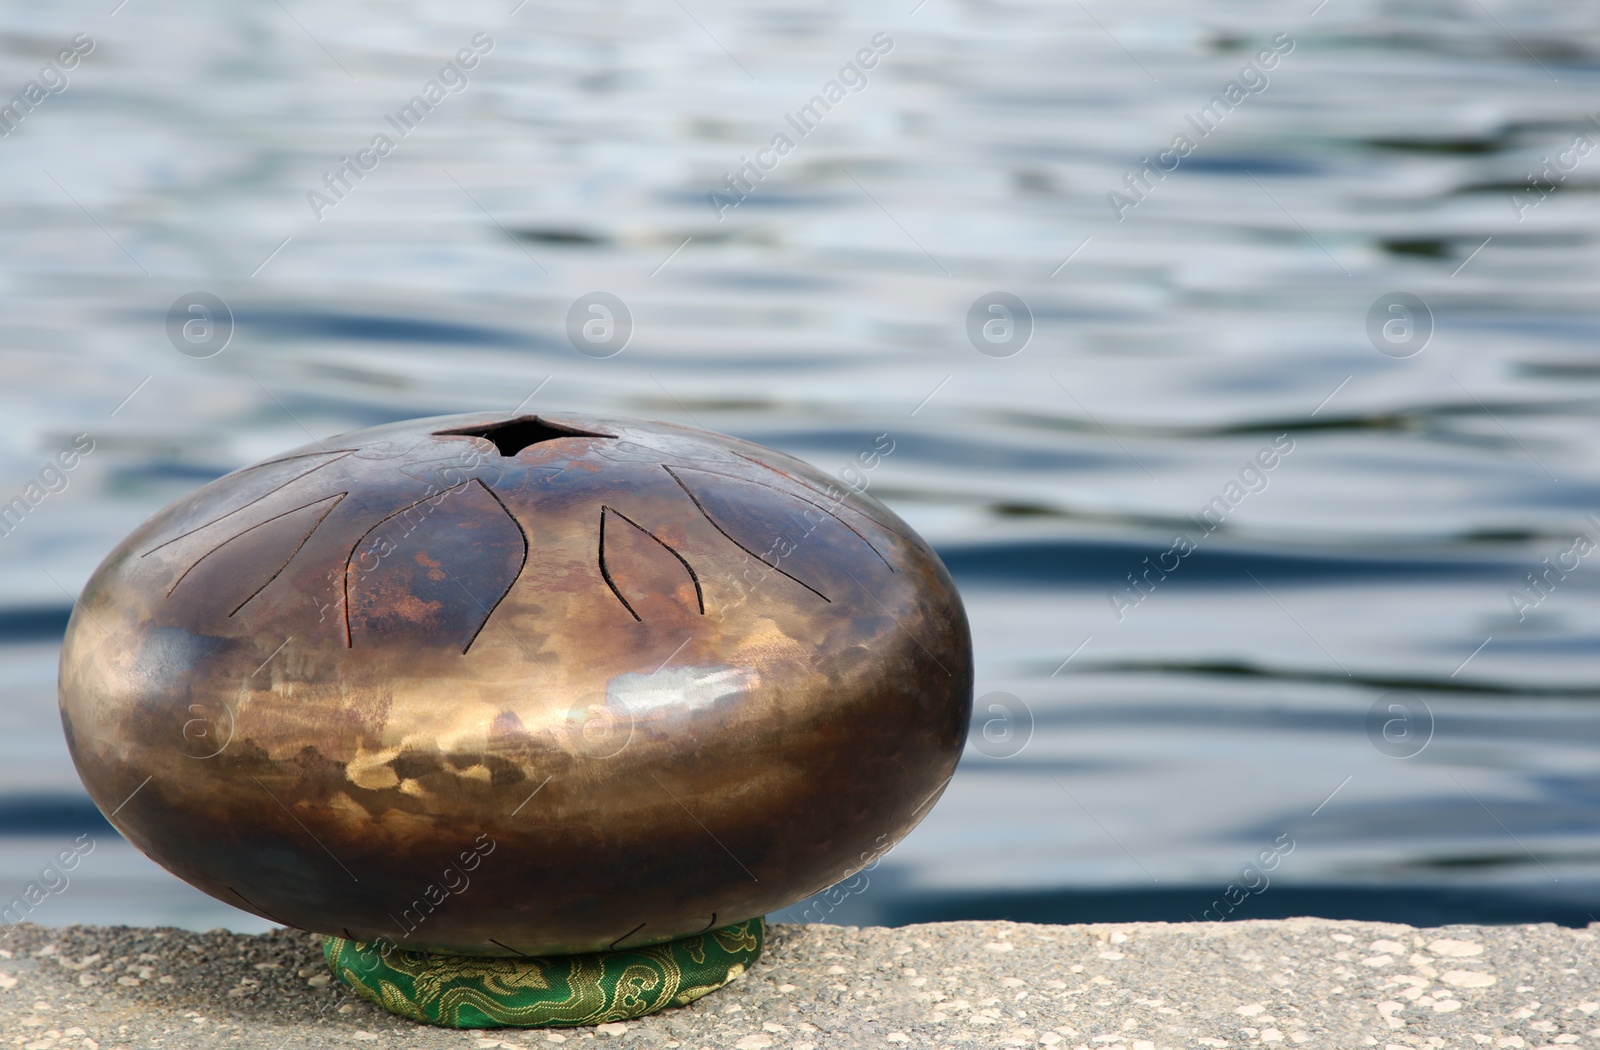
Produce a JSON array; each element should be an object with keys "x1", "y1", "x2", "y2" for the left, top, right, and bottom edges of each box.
[{"x1": 0, "y1": 918, "x2": 1592, "y2": 1048}]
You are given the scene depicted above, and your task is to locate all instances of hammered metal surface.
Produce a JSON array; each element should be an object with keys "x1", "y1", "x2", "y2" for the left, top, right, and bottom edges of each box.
[{"x1": 58, "y1": 413, "x2": 972, "y2": 956}]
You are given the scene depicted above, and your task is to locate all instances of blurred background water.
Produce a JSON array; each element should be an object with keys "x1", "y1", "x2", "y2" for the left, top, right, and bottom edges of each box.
[{"x1": 4, "y1": 0, "x2": 1600, "y2": 934}]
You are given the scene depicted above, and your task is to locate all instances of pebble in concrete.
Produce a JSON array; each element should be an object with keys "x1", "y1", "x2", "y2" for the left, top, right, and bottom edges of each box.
[{"x1": 2, "y1": 918, "x2": 1599, "y2": 1048}]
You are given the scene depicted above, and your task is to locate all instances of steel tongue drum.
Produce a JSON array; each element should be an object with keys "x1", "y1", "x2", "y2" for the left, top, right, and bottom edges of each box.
[{"x1": 58, "y1": 413, "x2": 973, "y2": 958}]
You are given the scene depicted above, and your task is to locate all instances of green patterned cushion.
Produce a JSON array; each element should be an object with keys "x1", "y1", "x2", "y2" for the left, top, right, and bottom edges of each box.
[{"x1": 324, "y1": 918, "x2": 764, "y2": 1029}]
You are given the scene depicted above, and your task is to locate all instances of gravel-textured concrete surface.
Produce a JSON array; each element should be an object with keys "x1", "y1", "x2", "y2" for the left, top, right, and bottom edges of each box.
[{"x1": 2, "y1": 918, "x2": 1597, "y2": 1049}]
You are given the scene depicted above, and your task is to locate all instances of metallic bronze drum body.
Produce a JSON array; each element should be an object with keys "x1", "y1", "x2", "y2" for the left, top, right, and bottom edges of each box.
[{"x1": 59, "y1": 413, "x2": 972, "y2": 956}]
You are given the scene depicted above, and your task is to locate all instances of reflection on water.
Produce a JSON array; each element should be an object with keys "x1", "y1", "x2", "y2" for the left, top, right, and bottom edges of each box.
[{"x1": 4, "y1": 0, "x2": 1600, "y2": 931}]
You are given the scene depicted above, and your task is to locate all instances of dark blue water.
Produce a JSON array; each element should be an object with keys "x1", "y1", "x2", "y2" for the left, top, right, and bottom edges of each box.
[{"x1": 3, "y1": 0, "x2": 1600, "y2": 933}]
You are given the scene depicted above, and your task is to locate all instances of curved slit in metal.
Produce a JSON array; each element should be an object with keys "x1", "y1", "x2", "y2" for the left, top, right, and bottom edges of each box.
[
  {"x1": 664, "y1": 466, "x2": 831, "y2": 603},
  {"x1": 228, "y1": 493, "x2": 347, "y2": 617},
  {"x1": 603, "y1": 505, "x2": 706, "y2": 615},
  {"x1": 341, "y1": 480, "x2": 473, "y2": 648},
  {"x1": 141, "y1": 449, "x2": 354, "y2": 557},
  {"x1": 460, "y1": 480, "x2": 531, "y2": 655},
  {"x1": 249, "y1": 447, "x2": 360, "y2": 470},
  {"x1": 729, "y1": 449, "x2": 911, "y2": 543},
  {"x1": 680, "y1": 462, "x2": 895, "y2": 572},
  {"x1": 609, "y1": 921, "x2": 647, "y2": 951},
  {"x1": 166, "y1": 491, "x2": 346, "y2": 598},
  {"x1": 598, "y1": 507, "x2": 642, "y2": 622}
]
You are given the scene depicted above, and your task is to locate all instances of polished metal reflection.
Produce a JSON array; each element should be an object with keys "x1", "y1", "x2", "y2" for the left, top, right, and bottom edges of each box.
[{"x1": 59, "y1": 413, "x2": 973, "y2": 956}]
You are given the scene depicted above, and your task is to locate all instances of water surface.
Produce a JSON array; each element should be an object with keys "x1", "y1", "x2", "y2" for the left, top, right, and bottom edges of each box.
[{"x1": 2, "y1": 0, "x2": 1600, "y2": 933}]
